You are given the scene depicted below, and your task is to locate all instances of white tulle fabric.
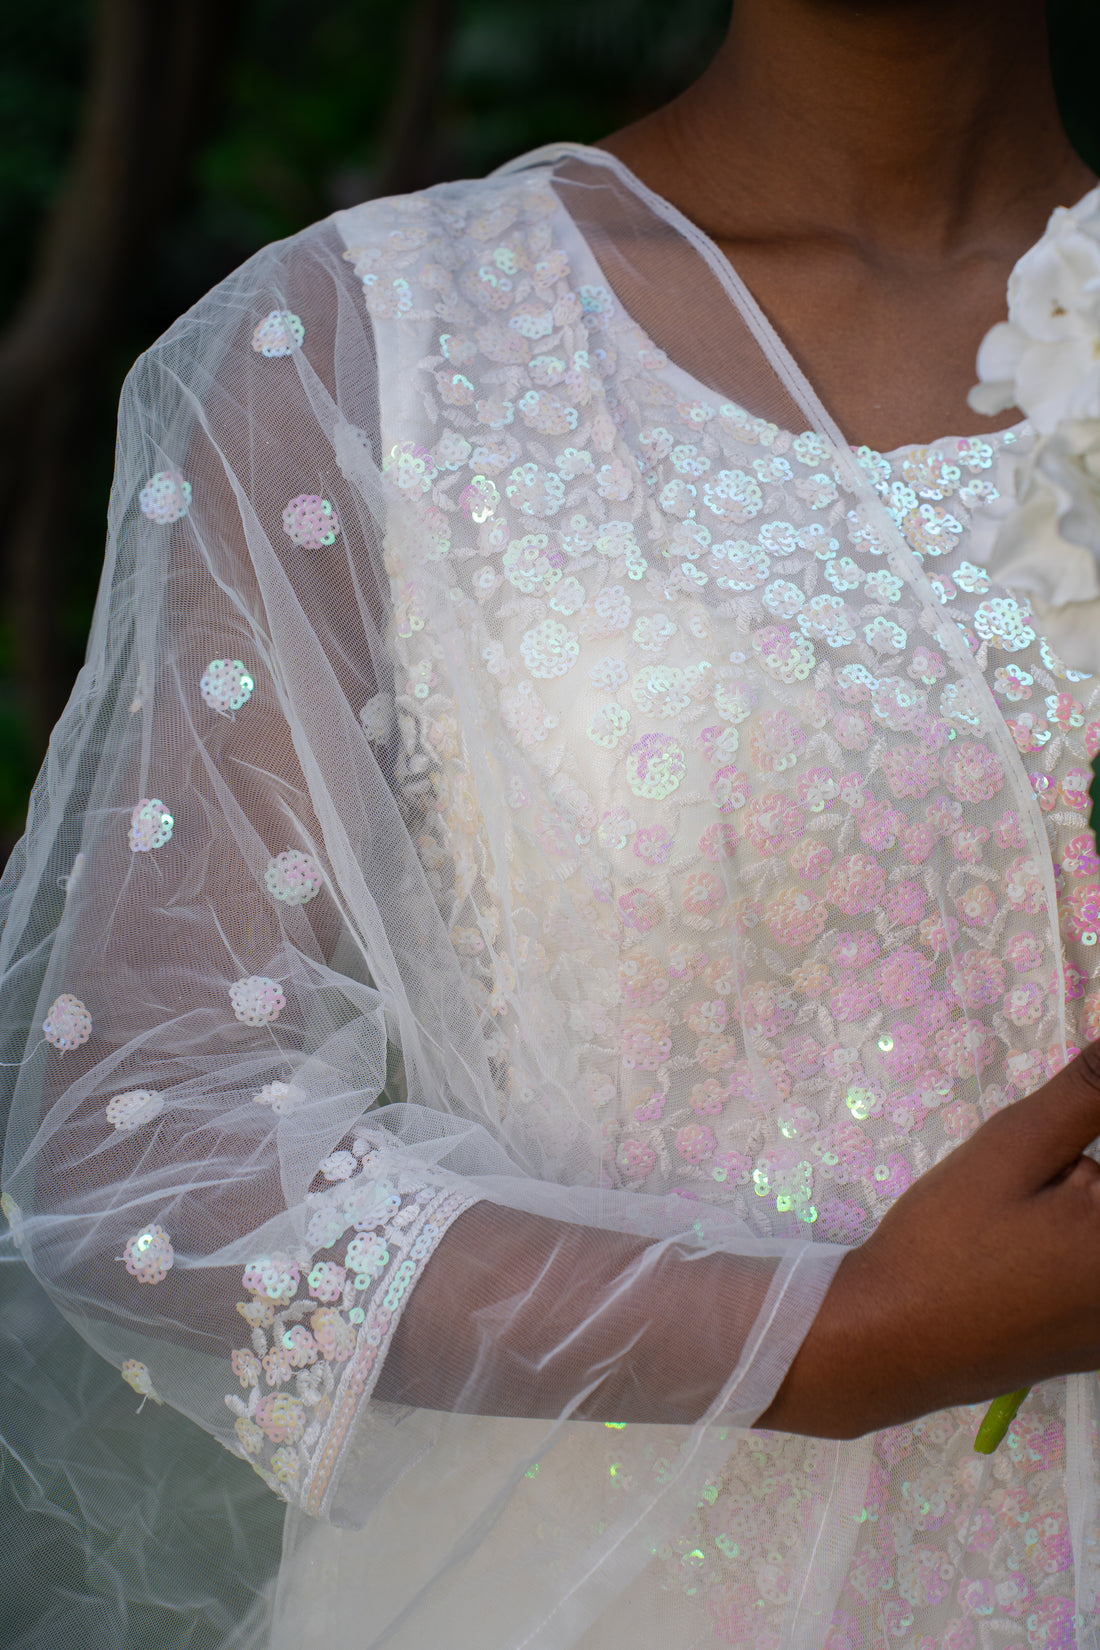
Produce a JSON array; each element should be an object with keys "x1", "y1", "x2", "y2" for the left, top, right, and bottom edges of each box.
[{"x1": 3, "y1": 142, "x2": 1100, "y2": 1650}]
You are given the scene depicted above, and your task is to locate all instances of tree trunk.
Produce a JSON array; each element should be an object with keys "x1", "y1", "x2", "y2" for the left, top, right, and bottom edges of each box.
[
  {"x1": 0, "y1": 0, "x2": 243, "y2": 768},
  {"x1": 374, "y1": 0, "x2": 455, "y2": 197}
]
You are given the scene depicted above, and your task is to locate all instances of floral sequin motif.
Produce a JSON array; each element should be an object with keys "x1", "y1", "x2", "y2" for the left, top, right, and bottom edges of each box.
[
  {"x1": 263, "y1": 849, "x2": 323, "y2": 905},
  {"x1": 385, "y1": 441, "x2": 437, "y2": 499},
  {"x1": 229, "y1": 976, "x2": 286, "y2": 1026},
  {"x1": 121, "y1": 1223, "x2": 174, "y2": 1283},
  {"x1": 128, "y1": 798, "x2": 174, "y2": 852},
  {"x1": 242, "y1": 1255, "x2": 300, "y2": 1303},
  {"x1": 252, "y1": 1080, "x2": 305, "y2": 1114},
  {"x1": 105, "y1": 1089, "x2": 163, "y2": 1131},
  {"x1": 319, "y1": 1150, "x2": 357, "y2": 1182},
  {"x1": 626, "y1": 734, "x2": 685, "y2": 801},
  {"x1": 200, "y1": 658, "x2": 255, "y2": 714},
  {"x1": 520, "y1": 618, "x2": 578, "y2": 678},
  {"x1": 43, "y1": 993, "x2": 91, "y2": 1050},
  {"x1": 281, "y1": 494, "x2": 340, "y2": 549},
  {"x1": 139, "y1": 470, "x2": 191, "y2": 523},
  {"x1": 307, "y1": 1260, "x2": 346, "y2": 1302},
  {"x1": 120, "y1": 1359, "x2": 163, "y2": 1403},
  {"x1": 0, "y1": 1192, "x2": 22, "y2": 1243},
  {"x1": 346, "y1": 1233, "x2": 389, "y2": 1284},
  {"x1": 251, "y1": 310, "x2": 305, "y2": 357}
]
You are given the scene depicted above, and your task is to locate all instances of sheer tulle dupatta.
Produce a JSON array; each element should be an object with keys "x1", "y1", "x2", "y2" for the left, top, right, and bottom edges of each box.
[{"x1": 2, "y1": 144, "x2": 1097, "y2": 1649}]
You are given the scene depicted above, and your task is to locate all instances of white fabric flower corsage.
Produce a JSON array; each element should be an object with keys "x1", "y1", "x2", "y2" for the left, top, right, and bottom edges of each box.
[{"x1": 969, "y1": 186, "x2": 1100, "y2": 670}]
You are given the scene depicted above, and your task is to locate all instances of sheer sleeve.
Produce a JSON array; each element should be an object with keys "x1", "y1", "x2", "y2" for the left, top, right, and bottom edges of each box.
[{"x1": 0, "y1": 211, "x2": 844, "y2": 1528}]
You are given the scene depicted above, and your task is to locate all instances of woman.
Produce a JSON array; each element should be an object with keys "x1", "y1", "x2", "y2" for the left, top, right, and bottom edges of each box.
[{"x1": 5, "y1": 0, "x2": 1100, "y2": 1645}]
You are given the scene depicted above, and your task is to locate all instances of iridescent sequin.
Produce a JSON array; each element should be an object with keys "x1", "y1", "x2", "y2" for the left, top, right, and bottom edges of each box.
[
  {"x1": 281, "y1": 494, "x2": 340, "y2": 549},
  {"x1": 251, "y1": 1080, "x2": 305, "y2": 1114},
  {"x1": 346, "y1": 1233, "x2": 389, "y2": 1285},
  {"x1": 200, "y1": 658, "x2": 254, "y2": 714},
  {"x1": 251, "y1": 310, "x2": 305, "y2": 357},
  {"x1": 120, "y1": 1359, "x2": 163, "y2": 1403},
  {"x1": 263, "y1": 849, "x2": 323, "y2": 905},
  {"x1": 43, "y1": 993, "x2": 91, "y2": 1050},
  {"x1": 139, "y1": 470, "x2": 191, "y2": 524},
  {"x1": 318, "y1": 1150, "x2": 357, "y2": 1182},
  {"x1": 128, "y1": 798, "x2": 174, "y2": 852},
  {"x1": 307, "y1": 1260, "x2": 346, "y2": 1302},
  {"x1": 121, "y1": 1223, "x2": 174, "y2": 1283},
  {"x1": 228, "y1": 976, "x2": 286, "y2": 1026},
  {"x1": 626, "y1": 734, "x2": 685, "y2": 801},
  {"x1": 242, "y1": 1255, "x2": 299, "y2": 1303},
  {"x1": 1, "y1": 1192, "x2": 24, "y2": 1243},
  {"x1": 105, "y1": 1089, "x2": 163, "y2": 1131},
  {"x1": 520, "y1": 618, "x2": 578, "y2": 678}
]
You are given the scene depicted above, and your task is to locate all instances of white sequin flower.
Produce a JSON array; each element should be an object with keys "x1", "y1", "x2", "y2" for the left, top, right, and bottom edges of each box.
[
  {"x1": 128, "y1": 798, "x2": 174, "y2": 853},
  {"x1": 359, "y1": 692, "x2": 394, "y2": 742},
  {"x1": 319, "y1": 1150, "x2": 357, "y2": 1182},
  {"x1": 43, "y1": 993, "x2": 91, "y2": 1050},
  {"x1": 229, "y1": 976, "x2": 286, "y2": 1026},
  {"x1": 1, "y1": 1192, "x2": 24, "y2": 1245},
  {"x1": 251, "y1": 310, "x2": 305, "y2": 357},
  {"x1": 307, "y1": 1260, "x2": 346, "y2": 1302},
  {"x1": 281, "y1": 494, "x2": 340, "y2": 549},
  {"x1": 120, "y1": 1359, "x2": 163, "y2": 1403},
  {"x1": 121, "y1": 1223, "x2": 174, "y2": 1284},
  {"x1": 346, "y1": 1232, "x2": 389, "y2": 1284},
  {"x1": 200, "y1": 658, "x2": 254, "y2": 714},
  {"x1": 520, "y1": 618, "x2": 578, "y2": 679},
  {"x1": 252, "y1": 1081, "x2": 305, "y2": 1115},
  {"x1": 263, "y1": 849, "x2": 323, "y2": 906},
  {"x1": 105, "y1": 1089, "x2": 164, "y2": 1131},
  {"x1": 139, "y1": 470, "x2": 191, "y2": 524},
  {"x1": 241, "y1": 1255, "x2": 299, "y2": 1303}
]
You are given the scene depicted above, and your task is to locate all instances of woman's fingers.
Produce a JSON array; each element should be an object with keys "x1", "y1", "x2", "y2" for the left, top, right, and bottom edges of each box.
[
  {"x1": 763, "y1": 1041, "x2": 1100, "y2": 1440},
  {"x1": 974, "y1": 1041, "x2": 1100, "y2": 1194},
  {"x1": 1046, "y1": 1154, "x2": 1100, "y2": 1192}
]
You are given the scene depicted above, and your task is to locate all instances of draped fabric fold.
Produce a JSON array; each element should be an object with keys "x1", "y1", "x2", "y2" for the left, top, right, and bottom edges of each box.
[{"x1": 3, "y1": 143, "x2": 1100, "y2": 1648}]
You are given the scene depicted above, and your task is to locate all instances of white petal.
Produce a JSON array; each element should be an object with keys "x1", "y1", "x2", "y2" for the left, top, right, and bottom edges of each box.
[
  {"x1": 1015, "y1": 338, "x2": 1095, "y2": 433},
  {"x1": 967, "y1": 379, "x2": 1017, "y2": 417},
  {"x1": 975, "y1": 321, "x2": 1025, "y2": 387}
]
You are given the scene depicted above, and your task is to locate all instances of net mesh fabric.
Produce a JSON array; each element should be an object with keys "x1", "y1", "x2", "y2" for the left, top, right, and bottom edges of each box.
[{"x1": 2, "y1": 143, "x2": 1100, "y2": 1649}]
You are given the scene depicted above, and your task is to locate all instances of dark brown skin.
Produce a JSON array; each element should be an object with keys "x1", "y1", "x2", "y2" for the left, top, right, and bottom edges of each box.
[
  {"x1": 599, "y1": 0, "x2": 1100, "y2": 1437},
  {"x1": 763, "y1": 1051, "x2": 1100, "y2": 1436},
  {"x1": 597, "y1": 0, "x2": 1097, "y2": 451}
]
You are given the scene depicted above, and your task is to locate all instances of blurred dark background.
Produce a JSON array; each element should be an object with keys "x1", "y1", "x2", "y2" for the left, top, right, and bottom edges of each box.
[{"x1": 0, "y1": 0, "x2": 1099, "y2": 858}]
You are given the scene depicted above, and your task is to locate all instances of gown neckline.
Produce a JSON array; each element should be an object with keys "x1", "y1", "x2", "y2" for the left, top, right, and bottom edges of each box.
[{"x1": 493, "y1": 139, "x2": 1062, "y2": 464}]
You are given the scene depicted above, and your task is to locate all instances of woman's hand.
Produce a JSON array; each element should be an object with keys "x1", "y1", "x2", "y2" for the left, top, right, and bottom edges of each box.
[{"x1": 760, "y1": 1042, "x2": 1100, "y2": 1440}]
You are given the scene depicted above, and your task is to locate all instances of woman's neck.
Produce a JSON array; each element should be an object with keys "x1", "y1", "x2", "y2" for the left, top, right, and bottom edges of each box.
[
  {"x1": 599, "y1": 0, "x2": 1093, "y2": 261},
  {"x1": 593, "y1": 0, "x2": 1097, "y2": 451}
]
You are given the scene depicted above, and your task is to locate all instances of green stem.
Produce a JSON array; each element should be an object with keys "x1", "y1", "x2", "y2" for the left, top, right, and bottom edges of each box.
[{"x1": 973, "y1": 1386, "x2": 1030, "y2": 1454}]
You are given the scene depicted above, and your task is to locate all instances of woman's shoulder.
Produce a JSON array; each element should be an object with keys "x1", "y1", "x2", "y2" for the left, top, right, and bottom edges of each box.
[
  {"x1": 135, "y1": 155, "x2": 564, "y2": 381},
  {"x1": 333, "y1": 160, "x2": 563, "y2": 282},
  {"x1": 337, "y1": 151, "x2": 559, "y2": 231}
]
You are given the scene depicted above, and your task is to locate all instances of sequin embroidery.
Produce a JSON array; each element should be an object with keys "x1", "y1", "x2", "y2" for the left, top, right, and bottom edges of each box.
[
  {"x1": 128, "y1": 798, "x2": 174, "y2": 852},
  {"x1": 43, "y1": 993, "x2": 92, "y2": 1050},
  {"x1": 121, "y1": 1223, "x2": 174, "y2": 1283},
  {"x1": 263, "y1": 850, "x2": 323, "y2": 905},
  {"x1": 200, "y1": 658, "x2": 255, "y2": 714},
  {"x1": 251, "y1": 310, "x2": 305, "y2": 357},
  {"x1": 229, "y1": 976, "x2": 286, "y2": 1026}
]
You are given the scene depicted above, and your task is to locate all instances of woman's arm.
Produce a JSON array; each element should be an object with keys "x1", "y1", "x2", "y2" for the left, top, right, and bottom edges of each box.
[
  {"x1": 761, "y1": 1046, "x2": 1100, "y2": 1437},
  {"x1": 372, "y1": 1046, "x2": 1100, "y2": 1437}
]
